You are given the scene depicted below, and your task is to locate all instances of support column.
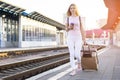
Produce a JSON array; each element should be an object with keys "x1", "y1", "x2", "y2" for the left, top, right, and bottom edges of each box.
[
  {"x1": 0, "y1": 17, "x2": 2, "y2": 48},
  {"x1": 0, "y1": 16, "x2": 5, "y2": 48},
  {"x1": 56, "y1": 31, "x2": 60, "y2": 46},
  {"x1": 18, "y1": 15, "x2": 22, "y2": 47}
]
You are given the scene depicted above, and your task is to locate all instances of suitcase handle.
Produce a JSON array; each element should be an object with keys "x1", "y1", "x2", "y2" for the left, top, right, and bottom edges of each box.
[
  {"x1": 82, "y1": 44, "x2": 91, "y2": 53},
  {"x1": 82, "y1": 44, "x2": 92, "y2": 57}
]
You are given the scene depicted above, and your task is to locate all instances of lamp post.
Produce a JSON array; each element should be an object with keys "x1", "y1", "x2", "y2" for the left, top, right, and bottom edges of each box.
[
  {"x1": 92, "y1": 30, "x2": 95, "y2": 44},
  {"x1": 103, "y1": 31, "x2": 106, "y2": 44}
]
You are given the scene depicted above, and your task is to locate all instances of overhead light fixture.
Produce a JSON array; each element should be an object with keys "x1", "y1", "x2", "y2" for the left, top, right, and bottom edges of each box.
[
  {"x1": 118, "y1": 16, "x2": 120, "y2": 19},
  {"x1": 2, "y1": 15, "x2": 5, "y2": 17}
]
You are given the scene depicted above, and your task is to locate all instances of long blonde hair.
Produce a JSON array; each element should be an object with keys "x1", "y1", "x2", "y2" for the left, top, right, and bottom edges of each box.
[{"x1": 67, "y1": 3, "x2": 79, "y2": 17}]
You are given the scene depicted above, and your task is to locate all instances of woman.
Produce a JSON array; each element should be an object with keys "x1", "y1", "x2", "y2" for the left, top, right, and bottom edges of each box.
[{"x1": 65, "y1": 3, "x2": 86, "y2": 76}]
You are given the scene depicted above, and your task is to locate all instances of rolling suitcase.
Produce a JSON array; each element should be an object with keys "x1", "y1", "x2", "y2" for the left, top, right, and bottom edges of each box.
[{"x1": 81, "y1": 44, "x2": 99, "y2": 71}]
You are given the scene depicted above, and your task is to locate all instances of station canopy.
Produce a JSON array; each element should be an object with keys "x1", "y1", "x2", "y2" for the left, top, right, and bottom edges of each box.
[
  {"x1": 27, "y1": 11, "x2": 65, "y2": 30},
  {"x1": 0, "y1": 1, "x2": 65, "y2": 30},
  {"x1": 0, "y1": 1, "x2": 25, "y2": 14},
  {"x1": 101, "y1": 0, "x2": 120, "y2": 30}
]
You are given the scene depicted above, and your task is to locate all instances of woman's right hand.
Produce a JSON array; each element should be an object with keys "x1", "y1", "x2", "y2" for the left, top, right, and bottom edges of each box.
[
  {"x1": 69, "y1": 24, "x2": 74, "y2": 30},
  {"x1": 66, "y1": 25, "x2": 74, "y2": 32}
]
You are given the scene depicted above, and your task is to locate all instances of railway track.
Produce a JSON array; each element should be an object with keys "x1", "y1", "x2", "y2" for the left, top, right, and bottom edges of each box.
[
  {"x1": 0, "y1": 45, "x2": 106, "y2": 80},
  {"x1": 0, "y1": 52, "x2": 69, "y2": 80}
]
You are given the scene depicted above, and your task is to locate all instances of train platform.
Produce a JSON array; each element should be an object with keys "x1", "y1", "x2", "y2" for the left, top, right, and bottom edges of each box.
[
  {"x1": 0, "y1": 45, "x2": 67, "y2": 52},
  {"x1": 26, "y1": 45, "x2": 120, "y2": 80}
]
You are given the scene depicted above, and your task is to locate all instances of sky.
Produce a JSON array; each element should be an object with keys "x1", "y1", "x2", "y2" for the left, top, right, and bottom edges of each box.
[{"x1": 2, "y1": 0, "x2": 108, "y2": 30}]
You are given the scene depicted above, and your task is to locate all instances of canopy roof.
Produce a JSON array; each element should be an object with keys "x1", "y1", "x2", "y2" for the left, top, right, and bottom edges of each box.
[
  {"x1": 102, "y1": 0, "x2": 120, "y2": 30},
  {"x1": 27, "y1": 11, "x2": 65, "y2": 30},
  {"x1": 0, "y1": 1, "x2": 25, "y2": 14},
  {"x1": 0, "y1": 1, "x2": 65, "y2": 30}
]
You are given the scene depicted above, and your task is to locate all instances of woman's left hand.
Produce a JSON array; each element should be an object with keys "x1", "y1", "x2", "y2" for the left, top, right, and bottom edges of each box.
[{"x1": 83, "y1": 41, "x2": 87, "y2": 45}]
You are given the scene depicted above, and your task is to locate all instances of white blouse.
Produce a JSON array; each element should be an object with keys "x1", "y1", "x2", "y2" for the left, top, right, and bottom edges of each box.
[{"x1": 65, "y1": 16, "x2": 82, "y2": 38}]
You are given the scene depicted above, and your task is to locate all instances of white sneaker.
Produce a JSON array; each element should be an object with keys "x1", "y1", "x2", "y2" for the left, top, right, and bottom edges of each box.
[
  {"x1": 77, "y1": 63, "x2": 81, "y2": 71},
  {"x1": 70, "y1": 70, "x2": 76, "y2": 76}
]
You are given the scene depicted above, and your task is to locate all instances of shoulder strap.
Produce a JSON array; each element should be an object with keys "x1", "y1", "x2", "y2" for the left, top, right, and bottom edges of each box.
[
  {"x1": 79, "y1": 16, "x2": 82, "y2": 27},
  {"x1": 67, "y1": 17, "x2": 69, "y2": 26}
]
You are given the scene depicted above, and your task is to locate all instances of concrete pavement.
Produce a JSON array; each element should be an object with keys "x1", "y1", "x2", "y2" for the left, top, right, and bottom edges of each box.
[{"x1": 27, "y1": 45, "x2": 120, "y2": 80}]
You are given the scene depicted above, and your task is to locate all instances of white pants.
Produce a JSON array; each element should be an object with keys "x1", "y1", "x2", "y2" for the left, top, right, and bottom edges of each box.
[{"x1": 67, "y1": 37, "x2": 82, "y2": 69}]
